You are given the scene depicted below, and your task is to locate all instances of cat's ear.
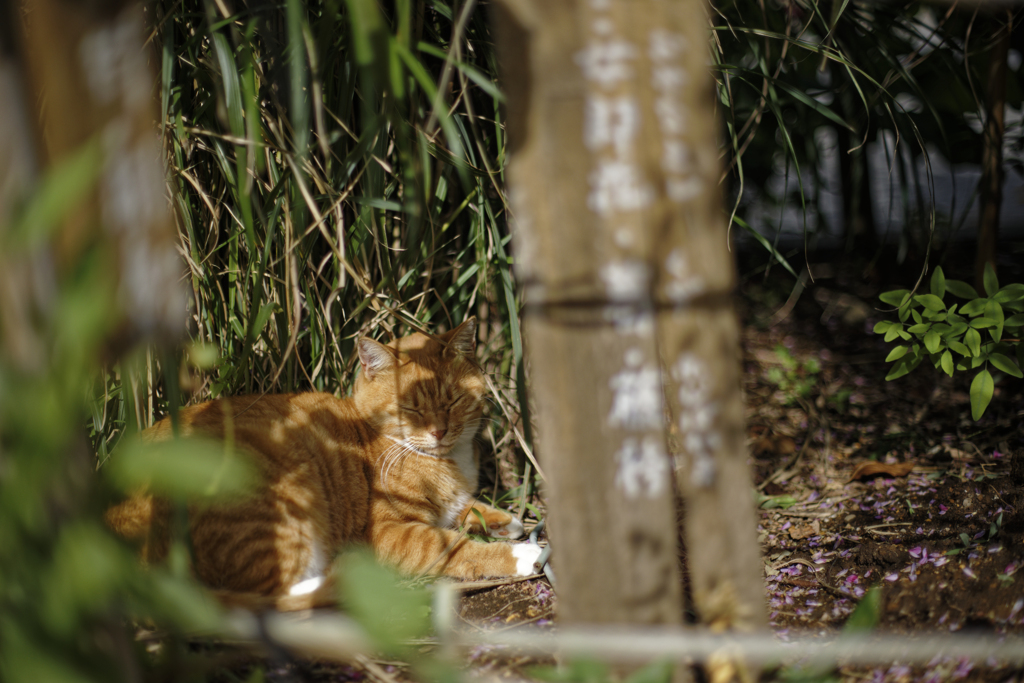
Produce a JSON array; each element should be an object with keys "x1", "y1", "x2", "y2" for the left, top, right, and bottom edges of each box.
[
  {"x1": 443, "y1": 317, "x2": 477, "y2": 359},
  {"x1": 358, "y1": 338, "x2": 397, "y2": 379}
]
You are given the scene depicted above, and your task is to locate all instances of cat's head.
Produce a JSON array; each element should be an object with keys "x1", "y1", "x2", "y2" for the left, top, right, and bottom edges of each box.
[{"x1": 353, "y1": 318, "x2": 486, "y2": 458}]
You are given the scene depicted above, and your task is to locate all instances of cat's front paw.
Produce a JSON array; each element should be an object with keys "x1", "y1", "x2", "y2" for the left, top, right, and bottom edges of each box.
[
  {"x1": 511, "y1": 542, "x2": 543, "y2": 576},
  {"x1": 488, "y1": 515, "x2": 525, "y2": 540}
]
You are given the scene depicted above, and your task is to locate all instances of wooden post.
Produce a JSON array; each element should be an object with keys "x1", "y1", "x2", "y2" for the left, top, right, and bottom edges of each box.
[
  {"x1": 0, "y1": 0, "x2": 45, "y2": 370},
  {"x1": 493, "y1": 0, "x2": 684, "y2": 628},
  {"x1": 493, "y1": 0, "x2": 766, "y2": 635},
  {"x1": 9, "y1": 0, "x2": 184, "y2": 346}
]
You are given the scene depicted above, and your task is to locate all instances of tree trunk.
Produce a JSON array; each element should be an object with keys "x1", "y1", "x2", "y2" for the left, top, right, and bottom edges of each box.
[
  {"x1": 975, "y1": 10, "x2": 1011, "y2": 289},
  {"x1": 493, "y1": 0, "x2": 765, "y2": 643}
]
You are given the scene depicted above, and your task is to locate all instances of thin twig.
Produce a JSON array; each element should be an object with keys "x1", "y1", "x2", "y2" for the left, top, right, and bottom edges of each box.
[
  {"x1": 450, "y1": 574, "x2": 544, "y2": 593},
  {"x1": 355, "y1": 654, "x2": 406, "y2": 683}
]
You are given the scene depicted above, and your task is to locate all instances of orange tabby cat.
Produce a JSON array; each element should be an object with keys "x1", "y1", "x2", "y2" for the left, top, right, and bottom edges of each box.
[{"x1": 105, "y1": 318, "x2": 541, "y2": 610}]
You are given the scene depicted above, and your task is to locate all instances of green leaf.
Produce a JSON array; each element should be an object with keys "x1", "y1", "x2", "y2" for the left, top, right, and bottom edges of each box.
[
  {"x1": 930, "y1": 267, "x2": 946, "y2": 298},
  {"x1": 970, "y1": 369, "x2": 994, "y2": 420},
  {"x1": 253, "y1": 302, "x2": 278, "y2": 335},
  {"x1": 945, "y1": 322, "x2": 968, "y2": 337},
  {"x1": 392, "y1": 41, "x2": 469, "y2": 180},
  {"x1": 983, "y1": 262, "x2": 999, "y2": 297},
  {"x1": 760, "y1": 494, "x2": 799, "y2": 509},
  {"x1": 625, "y1": 661, "x2": 674, "y2": 683},
  {"x1": 0, "y1": 625, "x2": 97, "y2": 683},
  {"x1": 212, "y1": 32, "x2": 245, "y2": 138},
  {"x1": 940, "y1": 350, "x2": 954, "y2": 377},
  {"x1": 948, "y1": 340, "x2": 971, "y2": 357},
  {"x1": 885, "y1": 346, "x2": 922, "y2": 381},
  {"x1": 970, "y1": 317, "x2": 997, "y2": 329},
  {"x1": 960, "y1": 299, "x2": 987, "y2": 316},
  {"x1": 416, "y1": 42, "x2": 507, "y2": 103},
  {"x1": 531, "y1": 659, "x2": 609, "y2": 683},
  {"x1": 148, "y1": 571, "x2": 225, "y2": 632},
  {"x1": 985, "y1": 300, "x2": 1005, "y2": 342},
  {"x1": 883, "y1": 324, "x2": 902, "y2": 342},
  {"x1": 965, "y1": 328, "x2": 982, "y2": 356},
  {"x1": 340, "y1": 550, "x2": 431, "y2": 655},
  {"x1": 843, "y1": 586, "x2": 881, "y2": 634},
  {"x1": 945, "y1": 280, "x2": 979, "y2": 299},
  {"x1": 469, "y1": 507, "x2": 488, "y2": 531},
  {"x1": 879, "y1": 289, "x2": 911, "y2": 306},
  {"x1": 106, "y1": 435, "x2": 259, "y2": 501},
  {"x1": 924, "y1": 330, "x2": 941, "y2": 354},
  {"x1": 914, "y1": 294, "x2": 945, "y2": 311},
  {"x1": 898, "y1": 304, "x2": 911, "y2": 323},
  {"x1": 911, "y1": 309, "x2": 923, "y2": 325},
  {"x1": 187, "y1": 343, "x2": 220, "y2": 369},
  {"x1": 1005, "y1": 314, "x2": 1024, "y2": 327},
  {"x1": 6, "y1": 137, "x2": 103, "y2": 249},
  {"x1": 730, "y1": 216, "x2": 799, "y2": 278},
  {"x1": 886, "y1": 345, "x2": 909, "y2": 362},
  {"x1": 346, "y1": 0, "x2": 387, "y2": 67},
  {"x1": 42, "y1": 522, "x2": 136, "y2": 636},
  {"x1": 773, "y1": 79, "x2": 855, "y2": 131},
  {"x1": 989, "y1": 353, "x2": 1023, "y2": 378},
  {"x1": 993, "y1": 283, "x2": 1024, "y2": 303},
  {"x1": 907, "y1": 323, "x2": 930, "y2": 335},
  {"x1": 873, "y1": 320, "x2": 892, "y2": 334}
]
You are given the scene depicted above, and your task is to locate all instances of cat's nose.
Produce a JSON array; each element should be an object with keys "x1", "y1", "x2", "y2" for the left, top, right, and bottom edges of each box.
[{"x1": 430, "y1": 428, "x2": 447, "y2": 441}]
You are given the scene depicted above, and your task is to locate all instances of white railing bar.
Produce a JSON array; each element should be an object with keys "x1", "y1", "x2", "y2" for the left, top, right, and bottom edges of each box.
[{"x1": 224, "y1": 611, "x2": 1024, "y2": 668}]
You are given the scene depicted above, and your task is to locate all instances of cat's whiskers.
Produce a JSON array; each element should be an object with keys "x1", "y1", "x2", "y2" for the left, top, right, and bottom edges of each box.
[
  {"x1": 379, "y1": 441, "x2": 413, "y2": 496},
  {"x1": 385, "y1": 434, "x2": 434, "y2": 459},
  {"x1": 380, "y1": 435, "x2": 437, "y2": 497}
]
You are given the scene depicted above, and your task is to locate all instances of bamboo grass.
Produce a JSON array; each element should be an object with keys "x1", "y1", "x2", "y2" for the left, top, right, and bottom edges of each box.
[{"x1": 91, "y1": 1, "x2": 532, "y2": 498}]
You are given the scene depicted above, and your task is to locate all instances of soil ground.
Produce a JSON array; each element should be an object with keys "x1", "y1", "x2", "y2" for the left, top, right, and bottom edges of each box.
[
  {"x1": 461, "y1": 252, "x2": 1024, "y2": 683},
  {"x1": 204, "y1": 252, "x2": 1024, "y2": 683}
]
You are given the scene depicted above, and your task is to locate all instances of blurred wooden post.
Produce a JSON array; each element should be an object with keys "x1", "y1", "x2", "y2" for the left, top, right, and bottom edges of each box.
[
  {"x1": 493, "y1": 0, "x2": 765, "y2": 636},
  {"x1": 5, "y1": 0, "x2": 184, "y2": 347},
  {"x1": 0, "y1": 0, "x2": 45, "y2": 370}
]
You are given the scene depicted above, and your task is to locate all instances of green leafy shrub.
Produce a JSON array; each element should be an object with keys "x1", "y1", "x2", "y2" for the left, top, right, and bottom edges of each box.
[{"x1": 875, "y1": 265, "x2": 1024, "y2": 419}]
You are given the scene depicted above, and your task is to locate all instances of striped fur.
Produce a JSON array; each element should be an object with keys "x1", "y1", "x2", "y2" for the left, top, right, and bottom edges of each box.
[{"x1": 105, "y1": 318, "x2": 533, "y2": 610}]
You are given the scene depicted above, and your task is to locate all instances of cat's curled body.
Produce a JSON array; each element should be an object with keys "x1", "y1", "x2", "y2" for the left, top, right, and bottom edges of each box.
[{"x1": 105, "y1": 319, "x2": 541, "y2": 610}]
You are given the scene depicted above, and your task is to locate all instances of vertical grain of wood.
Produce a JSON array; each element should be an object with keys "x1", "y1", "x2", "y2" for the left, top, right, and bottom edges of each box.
[
  {"x1": 493, "y1": 0, "x2": 685, "y2": 627},
  {"x1": 14, "y1": 0, "x2": 184, "y2": 344},
  {"x1": 493, "y1": 0, "x2": 766, "y2": 636},
  {"x1": 644, "y1": 1, "x2": 768, "y2": 633}
]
